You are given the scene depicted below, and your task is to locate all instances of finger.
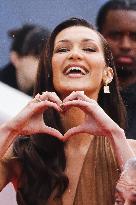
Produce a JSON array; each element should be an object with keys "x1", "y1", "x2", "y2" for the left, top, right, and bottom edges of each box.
[
  {"x1": 33, "y1": 93, "x2": 42, "y2": 102},
  {"x1": 42, "y1": 126, "x2": 64, "y2": 141},
  {"x1": 63, "y1": 125, "x2": 88, "y2": 141},
  {"x1": 32, "y1": 99, "x2": 63, "y2": 113},
  {"x1": 40, "y1": 101, "x2": 63, "y2": 112},
  {"x1": 64, "y1": 91, "x2": 96, "y2": 104},
  {"x1": 63, "y1": 91, "x2": 85, "y2": 102},
  {"x1": 62, "y1": 100, "x2": 92, "y2": 113},
  {"x1": 40, "y1": 92, "x2": 62, "y2": 106}
]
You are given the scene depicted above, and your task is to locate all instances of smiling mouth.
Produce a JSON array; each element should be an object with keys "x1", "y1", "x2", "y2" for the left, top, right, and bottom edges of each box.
[{"x1": 64, "y1": 66, "x2": 89, "y2": 77}]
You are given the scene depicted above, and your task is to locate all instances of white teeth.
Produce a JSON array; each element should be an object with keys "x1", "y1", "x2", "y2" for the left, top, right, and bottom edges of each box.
[{"x1": 65, "y1": 67, "x2": 86, "y2": 75}]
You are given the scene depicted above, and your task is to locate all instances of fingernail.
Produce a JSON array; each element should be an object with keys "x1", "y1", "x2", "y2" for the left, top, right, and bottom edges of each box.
[
  {"x1": 60, "y1": 103, "x2": 64, "y2": 109},
  {"x1": 60, "y1": 103, "x2": 67, "y2": 112}
]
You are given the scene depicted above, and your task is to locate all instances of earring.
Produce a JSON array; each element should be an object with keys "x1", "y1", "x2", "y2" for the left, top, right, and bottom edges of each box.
[{"x1": 104, "y1": 81, "x2": 110, "y2": 93}]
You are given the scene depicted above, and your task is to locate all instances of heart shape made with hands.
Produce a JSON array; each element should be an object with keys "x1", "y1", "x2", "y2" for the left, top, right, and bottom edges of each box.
[
  {"x1": 37, "y1": 91, "x2": 111, "y2": 141},
  {"x1": 41, "y1": 92, "x2": 88, "y2": 141}
]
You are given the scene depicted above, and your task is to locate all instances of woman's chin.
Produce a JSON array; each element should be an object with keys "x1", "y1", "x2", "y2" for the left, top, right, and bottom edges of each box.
[
  {"x1": 57, "y1": 86, "x2": 90, "y2": 95},
  {"x1": 61, "y1": 86, "x2": 86, "y2": 93}
]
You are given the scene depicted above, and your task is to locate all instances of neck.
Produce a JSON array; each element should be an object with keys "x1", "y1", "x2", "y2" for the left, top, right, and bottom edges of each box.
[{"x1": 60, "y1": 106, "x2": 92, "y2": 148}]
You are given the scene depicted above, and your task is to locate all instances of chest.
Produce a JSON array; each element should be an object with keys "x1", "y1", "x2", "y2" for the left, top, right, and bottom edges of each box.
[{"x1": 62, "y1": 142, "x2": 91, "y2": 205}]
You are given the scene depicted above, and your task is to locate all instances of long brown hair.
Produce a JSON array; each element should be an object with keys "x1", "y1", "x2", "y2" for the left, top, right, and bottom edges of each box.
[{"x1": 13, "y1": 17, "x2": 126, "y2": 205}]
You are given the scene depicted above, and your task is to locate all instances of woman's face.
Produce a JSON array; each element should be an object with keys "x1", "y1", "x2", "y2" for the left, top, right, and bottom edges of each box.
[{"x1": 52, "y1": 26, "x2": 106, "y2": 99}]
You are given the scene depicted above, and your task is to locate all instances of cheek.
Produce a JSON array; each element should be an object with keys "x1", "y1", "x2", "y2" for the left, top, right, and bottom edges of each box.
[
  {"x1": 52, "y1": 53, "x2": 66, "y2": 67},
  {"x1": 91, "y1": 63, "x2": 105, "y2": 87},
  {"x1": 52, "y1": 58, "x2": 62, "y2": 91},
  {"x1": 52, "y1": 56, "x2": 57, "y2": 69},
  {"x1": 31, "y1": 61, "x2": 39, "y2": 72},
  {"x1": 52, "y1": 56, "x2": 61, "y2": 77},
  {"x1": 91, "y1": 59, "x2": 105, "y2": 76},
  {"x1": 52, "y1": 57, "x2": 60, "y2": 79},
  {"x1": 27, "y1": 62, "x2": 39, "y2": 76},
  {"x1": 52, "y1": 54, "x2": 65, "y2": 82}
]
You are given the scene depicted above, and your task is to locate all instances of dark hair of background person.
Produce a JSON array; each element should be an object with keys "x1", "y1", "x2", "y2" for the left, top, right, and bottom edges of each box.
[
  {"x1": 13, "y1": 17, "x2": 126, "y2": 205},
  {"x1": 96, "y1": 0, "x2": 136, "y2": 32},
  {"x1": 8, "y1": 24, "x2": 50, "y2": 58},
  {"x1": 0, "y1": 24, "x2": 50, "y2": 96}
]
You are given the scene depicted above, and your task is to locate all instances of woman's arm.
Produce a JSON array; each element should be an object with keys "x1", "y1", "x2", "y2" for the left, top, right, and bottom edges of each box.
[
  {"x1": 0, "y1": 92, "x2": 63, "y2": 158},
  {"x1": 108, "y1": 128, "x2": 135, "y2": 170},
  {"x1": 0, "y1": 92, "x2": 63, "y2": 190},
  {"x1": 62, "y1": 91, "x2": 135, "y2": 170}
]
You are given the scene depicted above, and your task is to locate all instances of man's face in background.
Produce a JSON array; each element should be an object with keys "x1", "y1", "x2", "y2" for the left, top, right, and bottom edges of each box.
[{"x1": 101, "y1": 10, "x2": 136, "y2": 78}]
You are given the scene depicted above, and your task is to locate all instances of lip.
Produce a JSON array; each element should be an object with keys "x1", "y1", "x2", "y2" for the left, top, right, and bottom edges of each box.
[
  {"x1": 116, "y1": 56, "x2": 133, "y2": 64},
  {"x1": 63, "y1": 64, "x2": 89, "y2": 76}
]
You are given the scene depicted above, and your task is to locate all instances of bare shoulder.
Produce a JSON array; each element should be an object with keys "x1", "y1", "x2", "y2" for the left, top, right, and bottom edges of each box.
[{"x1": 127, "y1": 139, "x2": 136, "y2": 155}]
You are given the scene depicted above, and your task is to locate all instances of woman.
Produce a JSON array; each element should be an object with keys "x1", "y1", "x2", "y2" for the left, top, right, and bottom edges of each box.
[{"x1": 0, "y1": 17, "x2": 135, "y2": 205}]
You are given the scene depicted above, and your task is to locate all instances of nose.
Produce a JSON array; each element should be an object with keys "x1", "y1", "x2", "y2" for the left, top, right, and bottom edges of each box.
[
  {"x1": 120, "y1": 36, "x2": 132, "y2": 51},
  {"x1": 68, "y1": 47, "x2": 83, "y2": 60}
]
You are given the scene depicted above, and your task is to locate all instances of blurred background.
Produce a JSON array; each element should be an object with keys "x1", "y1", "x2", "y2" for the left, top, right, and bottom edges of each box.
[{"x1": 0, "y1": 0, "x2": 107, "y2": 68}]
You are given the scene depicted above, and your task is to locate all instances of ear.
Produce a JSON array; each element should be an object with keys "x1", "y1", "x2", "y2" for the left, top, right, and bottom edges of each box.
[
  {"x1": 10, "y1": 51, "x2": 20, "y2": 68},
  {"x1": 103, "y1": 67, "x2": 114, "y2": 85}
]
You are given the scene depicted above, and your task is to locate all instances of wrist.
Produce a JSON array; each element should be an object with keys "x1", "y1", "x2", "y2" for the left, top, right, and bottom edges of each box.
[
  {"x1": 109, "y1": 125, "x2": 127, "y2": 149},
  {"x1": 110, "y1": 126, "x2": 135, "y2": 169},
  {"x1": 0, "y1": 121, "x2": 19, "y2": 138},
  {"x1": 110, "y1": 124, "x2": 126, "y2": 140}
]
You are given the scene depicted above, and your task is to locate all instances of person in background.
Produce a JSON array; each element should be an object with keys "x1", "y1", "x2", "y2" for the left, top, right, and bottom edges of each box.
[
  {"x1": 0, "y1": 24, "x2": 50, "y2": 96},
  {"x1": 96, "y1": 0, "x2": 136, "y2": 139},
  {"x1": 115, "y1": 157, "x2": 136, "y2": 205}
]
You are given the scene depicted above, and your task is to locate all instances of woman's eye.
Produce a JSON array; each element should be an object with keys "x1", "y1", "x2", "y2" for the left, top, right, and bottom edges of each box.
[
  {"x1": 55, "y1": 48, "x2": 69, "y2": 53},
  {"x1": 83, "y1": 48, "x2": 96, "y2": 52}
]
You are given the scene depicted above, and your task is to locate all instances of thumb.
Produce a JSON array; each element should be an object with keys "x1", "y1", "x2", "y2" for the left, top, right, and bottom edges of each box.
[
  {"x1": 42, "y1": 126, "x2": 64, "y2": 141},
  {"x1": 64, "y1": 125, "x2": 86, "y2": 141}
]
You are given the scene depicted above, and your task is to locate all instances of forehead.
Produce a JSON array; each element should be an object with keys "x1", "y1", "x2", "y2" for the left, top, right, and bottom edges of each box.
[
  {"x1": 104, "y1": 10, "x2": 136, "y2": 31},
  {"x1": 54, "y1": 26, "x2": 102, "y2": 46}
]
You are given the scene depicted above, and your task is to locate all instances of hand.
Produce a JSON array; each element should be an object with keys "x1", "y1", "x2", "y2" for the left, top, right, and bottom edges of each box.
[
  {"x1": 7, "y1": 92, "x2": 63, "y2": 139},
  {"x1": 62, "y1": 91, "x2": 120, "y2": 141}
]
